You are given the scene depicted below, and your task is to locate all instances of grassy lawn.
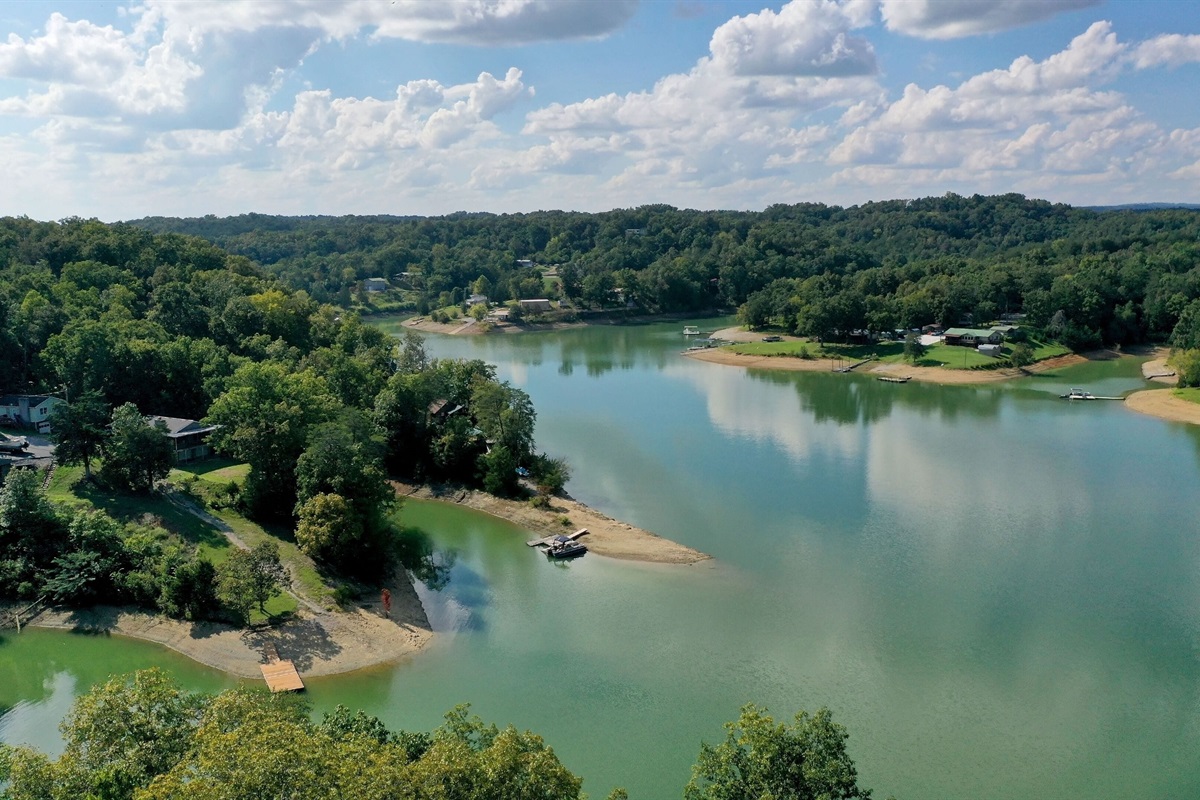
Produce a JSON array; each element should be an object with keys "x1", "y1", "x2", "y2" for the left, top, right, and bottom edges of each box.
[
  {"x1": 728, "y1": 340, "x2": 823, "y2": 358},
  {"x1": 726, "y1": 336, "x2": 1071, "y2": 371},
  {"x1": 1175, "y1": 387, "x2": 1200, "y2": 404},
  {"x1": 171, "y1": 458, "x2": 250, "y2": 484},
  {"x1": 45, "y1": 462, "x2": 307, "y2": 618},
  {"x1": 48, "y1": 465, "x2": 231, "y2": 561},
  {"x1": 211, "y1": 508, "x2": 333, "y2": 609}
]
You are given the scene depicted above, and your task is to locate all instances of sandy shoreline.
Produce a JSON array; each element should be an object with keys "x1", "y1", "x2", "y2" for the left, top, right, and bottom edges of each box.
[
  {"x1": 20, "y1": 565, "x2": 433, "y2": 680},
  {"x1": 14, "y1": 481, "x2": 707, "y2": 678},
  {"x1": 394, "y1": 481, "x2": 710, "y2": 565},
  {"x1": 1125, "y1": 389, "x2": 1200, "y2": 425},
  {"x1": 684, "y1": 328, "x2": 1088, "y2": 385}
]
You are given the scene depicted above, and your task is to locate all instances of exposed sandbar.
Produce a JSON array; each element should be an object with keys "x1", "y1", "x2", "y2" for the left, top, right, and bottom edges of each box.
[
  {"x1": 1125, "y1": 389, "x2": 1200, "y2": 425},
  {"x1": 393, "y1": 481, "x2": 710, "y2": 565}
]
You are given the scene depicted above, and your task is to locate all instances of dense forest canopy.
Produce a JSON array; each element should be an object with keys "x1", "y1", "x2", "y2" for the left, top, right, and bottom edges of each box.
[
  {"x1": 0, "y1": 215, "x2": 560, "y2": 612},
  {"x1": 129, "y1": 194, "x2": 1200, "y2": 352}
]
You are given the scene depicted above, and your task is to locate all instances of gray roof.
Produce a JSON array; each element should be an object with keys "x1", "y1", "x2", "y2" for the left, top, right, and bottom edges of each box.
[
  {"x1": 0, "y1": 394, "x2": 56, "y2": 406},
  {"x1": 147, "y1": 416, "x2": 218, "y2": 438}
]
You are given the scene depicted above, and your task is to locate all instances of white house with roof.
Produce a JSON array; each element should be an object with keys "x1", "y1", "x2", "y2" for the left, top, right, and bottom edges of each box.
[{"x1": 0, "y1": 394, "x2": 64, "y2": 433}]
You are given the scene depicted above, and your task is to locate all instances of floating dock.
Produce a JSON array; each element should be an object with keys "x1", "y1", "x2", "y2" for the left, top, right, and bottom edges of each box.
[
  {"x1": 260, "y1": 644, "x2": 304, "y2": 693},
  {"x1": 877, "y1": 375, "x2": 912, "y2": 383},
  {"x1": 527, "y1": 528, "x2": 589, "y2": 548}
]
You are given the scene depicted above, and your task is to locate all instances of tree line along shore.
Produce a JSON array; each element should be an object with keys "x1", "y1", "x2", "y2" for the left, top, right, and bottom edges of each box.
[{"x1": 3, "y1": 195, "x2": 1200, "y2": 677}]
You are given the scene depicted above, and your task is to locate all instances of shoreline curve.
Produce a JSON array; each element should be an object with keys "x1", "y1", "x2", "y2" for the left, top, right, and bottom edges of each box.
[
  {"x1": 394, "y1": 481, "x2": 710, "y2": 565},
  {"x1": 1125, "y1": 388, "x2": 1200, "y2": 425},
  {"x1": 22, "y1": 565, "x2": 434, "y2": 680}
]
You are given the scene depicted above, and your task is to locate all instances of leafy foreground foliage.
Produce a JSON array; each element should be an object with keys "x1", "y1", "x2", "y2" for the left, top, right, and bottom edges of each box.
[
  {"x1": 0, "y1": 672, "x2": 876, "y2": 800},
  {"x1": 686, "y1": 705, "x2": 872, "y2": 800}
]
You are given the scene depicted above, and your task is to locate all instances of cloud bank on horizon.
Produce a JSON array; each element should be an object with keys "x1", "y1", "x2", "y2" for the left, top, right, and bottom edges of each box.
[{"x1": 0, "y1": 0, "x2": 1196, "y2": 220}]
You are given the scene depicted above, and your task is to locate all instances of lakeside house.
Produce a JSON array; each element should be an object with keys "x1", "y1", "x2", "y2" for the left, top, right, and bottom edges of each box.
[
  {"x1": 362, "y1": 277, "x2": 389, "y2": 293},
  {"x1": 943, "y1": 328, "x2": 1003, "y2": 347},
  {"x1": 0, "y1": 394, "x2": 64, "y2": 433},
  {"x1": 518, "y1": 299, "x2": 553, "y2": 313},
  {"x1": 467, "y1": 294, "x2": 489, "y2": 307},
  {"x1": 147, "y1": 416, "x2": 218, "y2": 463}
]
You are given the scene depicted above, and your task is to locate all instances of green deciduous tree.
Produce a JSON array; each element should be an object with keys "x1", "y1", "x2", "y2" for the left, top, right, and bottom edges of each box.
[
  {"x1": 295, "y1": 492, "x2": 363, "y2": 569},
  {"x1": 216, "y1": 541, "x2": 288, "y2": 623},
  {"x1": 205, "y1": 362, "x2": 337, "y2": 517},
  {"x1": 2, "y1": 669, "x2": 208, "y2": 800},
  {"x1": 685, "y1": 704, "x2": 871, "y2": 800},
  {"x1": 1009, "y1": 342, "x2": 1035, "y2": 369},
  {"x1": 903, "y1": 333, "x2": 926, "y2": 364},
  {"x1": 470, "y1": 379, "x2": 536, "y2": 462},
  {"x1": 48, "y1": 390, "x2": 110, "y2": 479},
  {"x1": 158, "y1": 557, "x2": 219, "y2": 621},
  {"x1": 101, "y1": 403, "x2": 175, "y2": 493}
]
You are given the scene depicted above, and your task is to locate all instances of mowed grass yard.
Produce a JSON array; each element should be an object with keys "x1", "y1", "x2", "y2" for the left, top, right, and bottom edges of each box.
[
  {"x1": 47, "y1": 461, "x2": 304, "y2": 621},
  {"x1": 726, "y1": 336, "x2": 1070, "y2": 370},
  {"x1": 1175, "y1": 387, "x2": 1200, "y2": 404}
]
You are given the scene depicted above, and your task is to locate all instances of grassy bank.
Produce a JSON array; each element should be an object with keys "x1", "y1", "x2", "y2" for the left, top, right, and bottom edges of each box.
[
  {"x1": 47, "y1": 462, "x2": 303, "y2": 621},
  {"x1": 726, "y1": 337, "x2": 1070, "y2": 370}
]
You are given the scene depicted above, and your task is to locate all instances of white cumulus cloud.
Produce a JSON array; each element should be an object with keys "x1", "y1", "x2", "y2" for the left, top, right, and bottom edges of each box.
[
  {"x1": 881, "y1": 0, "x2": 1100, "y2": 40},
  {"x1": 709, "y1": 0, "x2": 877, "y2": 77}
]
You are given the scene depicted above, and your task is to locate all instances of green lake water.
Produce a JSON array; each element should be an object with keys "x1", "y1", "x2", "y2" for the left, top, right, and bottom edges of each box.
[{"x1": 4, "y1": 317, "x2": 1200, "y2": 799}]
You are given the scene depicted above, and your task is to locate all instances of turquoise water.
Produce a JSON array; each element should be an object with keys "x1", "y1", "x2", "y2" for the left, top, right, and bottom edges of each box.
[{"x1": 4, "y1": 318, "x2": 1200, "y2": 799}]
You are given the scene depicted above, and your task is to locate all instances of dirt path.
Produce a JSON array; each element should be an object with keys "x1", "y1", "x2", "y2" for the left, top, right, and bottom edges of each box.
[{"x1": 394, "y1": 482, "x2": 709, "y2": 565}]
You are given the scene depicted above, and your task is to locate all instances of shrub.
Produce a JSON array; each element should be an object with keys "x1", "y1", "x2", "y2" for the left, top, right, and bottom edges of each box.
[
  {"x1": 1174, "y1": 348, "x2": 1200, "y2": 387},
  {"x1": 332, "y1": 583, "x2": 358, "y2": 608}
]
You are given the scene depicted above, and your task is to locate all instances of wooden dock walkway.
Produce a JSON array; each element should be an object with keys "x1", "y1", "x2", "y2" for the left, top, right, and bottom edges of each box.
[
  {"x1": 260, "y1": 644, "x2": 304, "y2": 693},
  {"x1": 834, "y1": 357, "x2": 875, "y2": 373},
  {"x1": 526, "y1": 528, "x2": 589, "y2": 548},
  {"x1": 877, "y1": 375, "x2": 912, "y2": 383}
]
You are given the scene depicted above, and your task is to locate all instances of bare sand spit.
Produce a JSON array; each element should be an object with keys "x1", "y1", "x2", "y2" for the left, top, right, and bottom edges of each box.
[
  {"x1": 402, "y1": 316, "x2": 582, "y2": 336},
  {"x1": 1125, "y1": 389, "x2": 1200, "y2": 425},
  {"x1": 393, "y1": 481, "x2": 710, "y2": 565},
  {"x1": 27, "y1": 567, "x2": 433, "y2": 680},
  {"x1": 1139, "y1": 346, "x2": 1179, "y2": 385}
]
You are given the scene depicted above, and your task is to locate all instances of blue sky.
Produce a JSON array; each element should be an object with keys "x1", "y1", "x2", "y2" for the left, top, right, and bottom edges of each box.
[{"x1": 0, "y1": 0, "x2": 1197, "y2": 220}]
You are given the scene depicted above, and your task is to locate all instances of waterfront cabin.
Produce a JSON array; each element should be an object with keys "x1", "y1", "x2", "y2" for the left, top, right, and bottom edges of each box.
[
  {"x1": 943, "y1": 328, "x2": 1003, "y2": 347},
  {"x1": 146, "y1": 416, "x2": 218, "y2": 463},
  {"x1": 362, "y1": 277, "x2": 389, "y2": 293},
  {"x1": 518, "y1": 299, "x2": 553, "y2": 314}
]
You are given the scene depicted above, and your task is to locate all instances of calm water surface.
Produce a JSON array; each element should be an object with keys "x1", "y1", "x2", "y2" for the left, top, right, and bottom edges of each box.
[{"x1": 4, "y1": 317, "x2": 1199, "y2": 800}]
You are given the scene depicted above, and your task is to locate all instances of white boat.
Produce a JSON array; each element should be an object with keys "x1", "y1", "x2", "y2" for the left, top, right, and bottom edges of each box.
[
  {"x1": 683, "y1": 325, "x2": 700, "y2": 336},
  {"x1": 1061, "y1": 388, "x2": 1096, "y2": 400},
  {"x1": 0, "y1": 434, "x2": 28, "y2": 452}
]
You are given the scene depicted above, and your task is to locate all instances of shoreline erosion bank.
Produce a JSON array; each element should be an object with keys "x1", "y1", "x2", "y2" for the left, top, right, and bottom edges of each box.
[{"x1": 392, "y1": 481, "x2": 710, "y2": 566}]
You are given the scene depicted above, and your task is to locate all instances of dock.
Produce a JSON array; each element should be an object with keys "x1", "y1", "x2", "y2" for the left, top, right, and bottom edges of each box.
[
  {"x1": 877, "y1": 375, "x2": 912, "y2": 383},
  {"x1": 260, "y1": 644, "x2": 304, "y2": 693},
  {"x1": 834, "y1": 357, "x2": 875, "y2": 373},
  {"x1": 526, "y1": 528, "x2": 589, "y2": 548}
]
